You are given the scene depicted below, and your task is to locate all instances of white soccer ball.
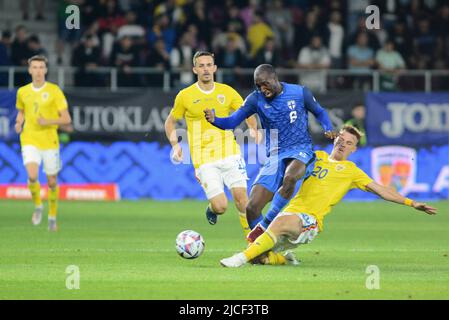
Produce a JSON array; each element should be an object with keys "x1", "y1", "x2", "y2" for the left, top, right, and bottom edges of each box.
[{"x1": 175, "y1": 230, "x2": 205, "y2": 259}]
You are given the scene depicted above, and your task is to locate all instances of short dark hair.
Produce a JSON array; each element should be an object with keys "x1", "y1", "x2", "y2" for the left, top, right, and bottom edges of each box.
[
  {"x1": 254, "y1": 64, "x2": 277, "y2": 80},
  {"x1": 27, "y1": 55, "x2": 48, "y2": 66},
  {"x1": 340, "y1": 125, "x2": 363, "y2": 144},
  {"x1": 193, "y1": 51, "x2": 215, "y2": 66}
]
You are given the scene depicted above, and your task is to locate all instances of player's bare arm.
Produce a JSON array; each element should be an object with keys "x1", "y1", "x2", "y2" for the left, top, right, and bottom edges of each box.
[
  {"x1": 164, "y1": 113, "x2": 183, "y2": 162},
  {"x1": 365, "y1": 181, "x2": 437, "y2": 215},
  {"x1": 37, "y1": 109, "x2": 72, "y2": 126},
  {"x1": 15, "y1": 110, "x2": 24, "y2": 134}
]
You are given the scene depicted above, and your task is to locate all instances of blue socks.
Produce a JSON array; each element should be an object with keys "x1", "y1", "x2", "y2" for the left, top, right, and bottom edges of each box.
[
  {"x1": 248, "y1": 214, "x2": 263, "y2": 230},
  {"x1": 261, "y1": 193, "x2": 290, "y2": 229}
]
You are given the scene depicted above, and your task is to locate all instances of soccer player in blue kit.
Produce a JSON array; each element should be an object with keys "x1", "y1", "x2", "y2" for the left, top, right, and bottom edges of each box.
[{"x1": 204, "y1": 64, "x2": 337, "y2": 245}]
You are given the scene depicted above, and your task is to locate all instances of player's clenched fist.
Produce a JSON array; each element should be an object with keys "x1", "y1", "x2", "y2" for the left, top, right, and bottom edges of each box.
[
  {"x1": 204, "y1": 108, "x2": 215, "y2": 123},
  {"x1": 15, "y1": 121, "x2": 23, "y2": 134},
  {"x1": 324, "y1": 131, "x2": 338, "y2": 140},
  {"x1": 171, "y1": 143, "x2": 183, "y2": 162}
]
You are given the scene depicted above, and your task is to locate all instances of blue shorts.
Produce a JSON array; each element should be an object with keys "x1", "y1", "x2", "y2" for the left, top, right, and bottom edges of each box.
[{"x1": 252, "y1": 148, "x2": 316, "y2": 193}]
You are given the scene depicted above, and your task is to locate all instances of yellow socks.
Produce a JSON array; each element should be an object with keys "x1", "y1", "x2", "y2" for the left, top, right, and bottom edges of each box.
[
  {"x1": 28, "y1": 180, "x2": 42, "y2": 207},
  {"x1": 48, "y1": 186, "x2": 59, "y2": 219},
  {"x1": 265, "y1": 251, "x2": 287, "y2": 265},
  {"x1": 243, "y1": 229, "x2": 277, "y2": 261},
  {"x1": 238, "y1": 212, "x2": 251, "y2": 237}
]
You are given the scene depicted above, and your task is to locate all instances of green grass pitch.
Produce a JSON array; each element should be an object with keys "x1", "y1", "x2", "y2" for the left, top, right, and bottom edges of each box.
[{"x1": 0, "y1": 199, "x2": 448, "y2": 300}]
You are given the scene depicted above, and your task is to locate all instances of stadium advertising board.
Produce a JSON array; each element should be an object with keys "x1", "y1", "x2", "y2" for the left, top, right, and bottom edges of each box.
[
  {"x1": 64, "y1": 89, "x2": 362, "y2": 144},
  {"x1": 0, "y1": 183, "x2": 120, "y2": 201},
  {"x1": 0, "y1": 90, "x2": 18, "y2": 142},
  {"x1": 366, "y1": 93, "x2": 449, "y2": 146},
  {"x1": 0, "y1": 89, "x2": 362, "y2": 144}
]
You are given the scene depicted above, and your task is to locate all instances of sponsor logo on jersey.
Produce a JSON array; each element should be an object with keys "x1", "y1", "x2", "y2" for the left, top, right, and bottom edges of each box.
[
  {"x1": 42, "y1": 92, "x2": 49, "y2": 101},
  {"x1": 336, "y1": 164, "x2": 345, "y2": 171}
]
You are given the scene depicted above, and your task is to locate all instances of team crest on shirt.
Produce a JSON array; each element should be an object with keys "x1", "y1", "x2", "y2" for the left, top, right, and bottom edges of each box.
[
  {"x1": 287, "y1": 100, "x2": 296, "y2": 110},
  {"x1": 217, "y1": 94, "x2": 225, "y2": 104},
  {"x1": 42, "y1": 92, "x2": 49, "y2": 100},
  {"x1": 335, "y1": 164, "x2": 345, "y2": 171}
]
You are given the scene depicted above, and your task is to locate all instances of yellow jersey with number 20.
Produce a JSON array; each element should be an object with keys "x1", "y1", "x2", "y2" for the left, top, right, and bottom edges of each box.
[
  {"x1": 16, "y1": 82, "x2": 68, "y2": 150},
  {"x1": 284, "y1": 150, "x2": 374, "y2": 232}
]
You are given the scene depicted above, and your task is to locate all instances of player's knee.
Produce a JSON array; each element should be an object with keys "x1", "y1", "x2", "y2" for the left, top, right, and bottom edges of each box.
[
  {"x1": 47, "y1": 176, "x2": 57, "y2": 189},
  {"x1": 211, "y1": 202, "x2": 227, "y2": 215},
  {"x1": 28, "y1": 176, "x2": 38, "y2": 183}
]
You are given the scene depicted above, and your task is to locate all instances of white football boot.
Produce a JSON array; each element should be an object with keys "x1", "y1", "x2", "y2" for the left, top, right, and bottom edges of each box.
[
  {"x1": 31, "y1": 205, "x2": 43, "y2": 226},
  {"x1": 220, "y1": 253, "x2": 248, "y2": 268}
]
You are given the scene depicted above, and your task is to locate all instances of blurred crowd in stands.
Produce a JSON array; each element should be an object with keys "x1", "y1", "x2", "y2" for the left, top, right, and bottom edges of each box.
[{"x1": 0, "y1": 0, "x2": 448, "y2": 90}]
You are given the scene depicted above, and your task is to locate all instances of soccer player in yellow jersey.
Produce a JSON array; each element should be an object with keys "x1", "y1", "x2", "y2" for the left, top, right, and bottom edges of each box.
[
  {"x1": 220, "y1": 125, "x2": 437, "y2": 267},
  {"x1": 165, "y1": 51, "x2": 259, "y2": 235},
  {"x1": 15, "y1": 55, "x2": 72, "y2": 232}
]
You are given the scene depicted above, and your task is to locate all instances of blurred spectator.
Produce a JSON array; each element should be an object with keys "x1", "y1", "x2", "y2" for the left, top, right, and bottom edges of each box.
[
  {"x1": 345, "y1": 104, "x2": 367, "y2": 146},
  {"x1": 266, "y1": 0, "x2": 294, "y2": 51},
  {"x1": 240, "y1": 0, "x2": 262, "y2": 30},
  {"x1": 27, "y1": 35, "x2": 48, "y2": 57},
  {"x1": 170, "y1": 31, "x2": 196, "y2": 88},
  {"x1": 110, "y1": 35, "x2": 140, "y2": 86},
  {"x1": 153, "y1": 0, "x2": 186, "y2": 27},
  {"x1": 253, "y1": 37, "x2": 281, "y2": 67},
  {"x1": 185, "y1": 0, "x2": 210, "y2": 49},
  {"x1": 0, "y1": 31, "x2": 12, "y2": 61},
  {"x1": 148, "y1": 13, "x2": 176, "y2": 53},
  {"x1": 212, "y1": 22, "x2": 246, "y2": 54},
  {"x1": 247, "y1": 10, "x2": 274, "y2": 58},
  {"x1": 347, "y1": 16, "x2": 381, "y2": 52},
  {"x1": 227, "y1": 5, "x2": 246, "y2": 36},
  {"x1": 293, "y1": 11, "x2": 325, "y2": 56},
  {"x1": 117, "y1": 11, "x2": 146, "y2": 41},
  {"x1": 375, "y1": 40, "x2": 405, "y2": 91},
  {"x1": 72, "y1": 34, "x2": 102, "y2": 86},
  {"x1": 216, "y1": 35, "x2": 245, "y2": 86},
  {"x1": 412, "y1": 19, "x2": 436, "y2": 67},
  {"x1": 388, "y1": 20, "x2": 413, "y2": 63},
  {"x1": 11, "y1": 25, "x2": 31, "y2": 86},
  {"x1": 297, "y1": 35, "x2": 331, "y2": 92},
  {"x1": 147, "y1": 38, "x2": 171, "y2": 86},
  {"x1": 20, "y1": 0, "x2": 45, "y2": 20},
  {"x1": 98, "y1": 0, "x2": 127, "y2": 61},
  {"x1": 326, "y1": 10, "x2": 344, "y2": 68},
  {"x1": 347, "y1": 32, "x2": 375, "y2": 90},
  {"x1": 0, "y1": 31, "x2": 12, "y2": 86}
]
